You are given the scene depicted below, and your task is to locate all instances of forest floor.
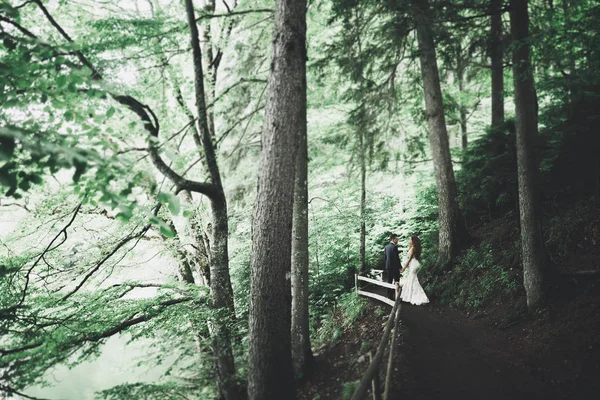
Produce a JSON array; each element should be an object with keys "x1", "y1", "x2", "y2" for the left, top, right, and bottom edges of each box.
[
  {"x1": 398, "y1": 293, "x2": 599, "y2": 400},
  {"x1": 296, "y1": 300, "x2": 405, "y2": 400},
  {"x1": 298, "y1": 206, "x2": 600, "y2": 399},
  {"x1": 298, "y1": 278, "x2": 600, "y2": 400}
]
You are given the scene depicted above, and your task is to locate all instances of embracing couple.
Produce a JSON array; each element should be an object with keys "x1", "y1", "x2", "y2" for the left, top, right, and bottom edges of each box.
[{"x1": 384, "y1": 234, "x2": 429, "y2": 305}]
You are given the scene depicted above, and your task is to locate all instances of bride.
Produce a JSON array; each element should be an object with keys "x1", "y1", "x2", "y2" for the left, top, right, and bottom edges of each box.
[{"x1": 398, "y1": 235, "x2": 429, "y2": 305}]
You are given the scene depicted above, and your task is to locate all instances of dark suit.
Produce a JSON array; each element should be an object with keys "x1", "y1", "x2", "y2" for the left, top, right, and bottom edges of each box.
[{"x1": 384, "y1": 242, "x2": 401, "y2": 299}]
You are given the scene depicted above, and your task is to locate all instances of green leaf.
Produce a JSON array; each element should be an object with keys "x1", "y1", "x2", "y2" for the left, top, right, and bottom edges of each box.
[
  {"x1": 106, "y1": 107, "x2": 115, "y2": 118},
  {"x1": 157, "y1": 192, "x2": 170, "y2": 204},
  {"x1": 18, "y1": 179, "x2": 30, "y2": 191},
  {"x1": 29, "y1": 174, "x2": 43, "y2": 184},
  {"x1": 168, "y1": 195, "x2": 180, "y2": 215},
  {"x1": 56, "y1": 75, "x2": 68, "y2": 88},
  {"x1": 73, "y1": 159, "x2": 87, "y2": 182},
  {"x1": 16, "y1": 79, "x2": 29, "y2": 89},
  {"x1": 0, "y1": 4, "x2": 18, "y2": 19},
  {"x1": 157, "y1": 192, "x2": 180, "y2": 215},
  {"x1": 160, "y1": 224, "x2": 175, "y2": 238}
]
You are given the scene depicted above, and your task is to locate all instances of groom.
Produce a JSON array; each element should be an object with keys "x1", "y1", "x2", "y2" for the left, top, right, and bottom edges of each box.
[{"x1": 384, "y1": 234, "x2": 401, "y2": 300}]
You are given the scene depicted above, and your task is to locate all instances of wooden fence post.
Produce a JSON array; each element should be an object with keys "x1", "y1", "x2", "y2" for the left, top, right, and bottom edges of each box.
[
  {"x1": 369, "y1": 351, "x2": 382, "y2": 400},
  {"x1": 383, "y1": 305, "x2": 402, "y2": 400},
  {"x1": 351, "y1": 296, "x2": 401, "y2": 400}
]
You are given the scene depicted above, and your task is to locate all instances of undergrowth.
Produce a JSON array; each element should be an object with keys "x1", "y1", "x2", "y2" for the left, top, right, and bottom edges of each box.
[
  {"x1": 312, "y1": 292, "x2": 367, "y2": 348},
  {"x1": 341, "y1": 381, "x2": 359, "y2": 400},
  {"x1": 425, "y1": 241, "x2": 521, "y2": 309},
  {"x1": 407, "y1": 101, "x2": 600, "y2": 310}
]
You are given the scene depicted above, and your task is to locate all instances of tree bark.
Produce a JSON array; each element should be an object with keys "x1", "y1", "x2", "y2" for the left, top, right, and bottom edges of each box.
[
  {"x1": 359, "y1": 128, "x2": 367, "y2": 273},
  {"x1": 459, "y1": 107, "x2": 468, "y2": 150},
  {"x1": 455, "y1": 42, "x2": 468, "y2": 150},
  {"x1": 200, "y1": 0, "x2": 217, "y2": 137},
  {"x1": 561, "y1": 0, "x2": 576, "y2": 112},
  {"x1": 490, "y1": 0, "x2": 505, "y2": 130},
  {"x1": 247, "y1": 0, "x2": 306, "y2": 396},
  {"x1": 510, "y1": 0, "x2": 545, "y2": 312},
  {"x1": 169, "y1": 220, "x2": 196, "y2": 284},
  {"x1": 184, "y1": 1, "x2": 239, "y2": 399},
  {"x1": 178, "y1": 190, "x2": 211, "y2": 286},
  {"x1": 291, "y1": 108, "x2": 313, "y2": 379},
  {"x1": 411, "y1": 0, "x2": 468, "y2": 265}
]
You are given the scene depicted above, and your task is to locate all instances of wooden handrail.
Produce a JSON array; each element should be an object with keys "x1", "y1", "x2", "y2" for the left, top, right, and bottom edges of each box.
[
  {"x1": 357, "y1": 275, "x2": 397, "y2": 290},
  {"x1": 357, "y1": 290, "x2": 395, "y2": 307},
  {"x1": 350, "y1": 295, "x2": 402, "y2": 400},
  {"x1": 383, "y1": 305, "x2": 402, "y2": 400}
]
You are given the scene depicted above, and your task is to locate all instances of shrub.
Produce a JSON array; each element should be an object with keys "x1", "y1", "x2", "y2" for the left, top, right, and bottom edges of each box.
[
  {"x1": 425, "y1": 241, "x2": 521, "y2": 309},
  {"x1": 312, "y1": 292, "x2": 367, "y2": 347}
]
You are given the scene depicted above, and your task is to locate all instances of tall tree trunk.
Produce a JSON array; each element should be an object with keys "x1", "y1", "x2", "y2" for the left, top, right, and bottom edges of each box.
[
  {"x1": 359, "y1": 128, "x2": 367, "y2": 273},
  {"x1": 184, "y1": 1, "x2": 239, "y2": 399},
  {"x1": 200, "y1": 0, "x2": 217, "y2": 137},
  {"x1": 355, "y1": 9, "x2": 367, "y2": 275},
  {"x1": 561, "y1": 0, "x2": 576, "y2": 113},
  {"x1": 168, "y1": 220, "x2": 196, "y2": 284},
  {"x1": 247, "y1": 0, "x2": 306, "y2": 396},
  {"x1": 510, "y1": 0, "x2": 546, "y2": 312},
  {"x1": 291, "y1": 111, "x2": 313, "y2": 379},
  {"x1": 490, "y1": 0, "x2": 505, "y2": 130},
  {"x1": 459, "y1": 107, "x2": 468, "y2": 150},
  {"x1": 177, "y1": 190, "x2": 211, "y2": 285},
  {"x1": 175, "y1": 250, "x2": 196, "y2": 284},
  {"x1": 411, "y1": 0, "x2": 468, "y2": 266},
  {"x1": 455, "y1": 42, "x2": 468, "y2": 150}
]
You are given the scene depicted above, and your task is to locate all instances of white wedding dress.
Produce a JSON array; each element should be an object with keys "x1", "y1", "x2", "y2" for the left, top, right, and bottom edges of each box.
[{"x1": 399, "y1": 258, "x2": 429, "y2": 305}]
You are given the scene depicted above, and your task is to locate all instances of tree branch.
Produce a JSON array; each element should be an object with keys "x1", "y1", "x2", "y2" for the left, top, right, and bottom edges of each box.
[
  {"x1": 195, "y1": 8, "x2": 273, "y2": 23},
  {"x1": 207, "y1": 78, "x2": 267, "y2": 110},
  {"x1": 14, "y1": 203, "x2": 82, "y2": 311},
  {"x1": 32, "y1": 0, "x2": 100, "y2": 79},
  {"x1": 14, "y1": 1, "x2": 36, "y2": 9},
  {"x1": 0, "y1": 384, "x2": 55, "y2": 400},
  {"x1": 31, "y1": 1, "x2": 219, "y2": 199},
  {"x1": 0, "y1": 15, "x2": 37, "y2": 38},
  {"x1": 0, "y1": 296, "x2": 193, "y2": 358},
  {"x1": 60, "y1": 222, "x2": 152, "y2": 302}
]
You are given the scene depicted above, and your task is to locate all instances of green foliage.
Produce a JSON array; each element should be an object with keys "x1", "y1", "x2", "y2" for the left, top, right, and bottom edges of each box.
[
  {"x1": 456, "y1": 120, "x2": 518, "y2": 227},
  {"x1": 340, "y1": 292, "x2": 367, "y2": 326},
  {"x1": 400, "y1": 185, "x2": 439, "y2": 267},
  {"x1": 546, "y1": 197, "x2": 598, "y2": 266},
  {"x1": 426, "y1": 241, "x2": 521, "y2": 309},
  {"x1": 96, "y1": 382, "x2": 211, "y2": 400},
  {"x1": 341, "y1": 380, "x2": 360, "y2": 400},
  {"x1": 359, "y1": 340, "x2": 372, "y2": 353},
  {"x1": 312, "y1": 292, "x2": 366, "y2": 347},
  {"x1": 2, "y1": 0, "x2": 600, "y2": 397}
]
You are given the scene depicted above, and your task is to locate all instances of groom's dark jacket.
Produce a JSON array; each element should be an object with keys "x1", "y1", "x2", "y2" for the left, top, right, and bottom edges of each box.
[{"x1": 384, "y1": 242, "x2": 401, "y2": 274}]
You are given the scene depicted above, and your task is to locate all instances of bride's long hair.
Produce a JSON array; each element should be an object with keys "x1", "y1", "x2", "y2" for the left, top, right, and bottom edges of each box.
[{"x1": 411, "y1": 235, "x2": 422, "y2": 260}]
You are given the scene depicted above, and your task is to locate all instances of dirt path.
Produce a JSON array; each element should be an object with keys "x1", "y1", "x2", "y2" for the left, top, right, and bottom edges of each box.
[{"x1": 398, "y1": 304, "x2": 563, "y2": 400}]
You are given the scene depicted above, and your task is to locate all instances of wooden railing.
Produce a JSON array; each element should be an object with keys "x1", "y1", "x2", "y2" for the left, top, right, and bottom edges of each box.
[
  {"x1": 356, "y1": 275, "x2": 396, "y2": 307},
  {"x1": 352, "y1": 272, "x2": 402, "y2": 400}
]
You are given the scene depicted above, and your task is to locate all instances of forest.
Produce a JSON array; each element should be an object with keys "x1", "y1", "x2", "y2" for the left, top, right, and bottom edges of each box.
[{"x1": 1, "y1": 0, "x2": 599, "y2": 399}]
